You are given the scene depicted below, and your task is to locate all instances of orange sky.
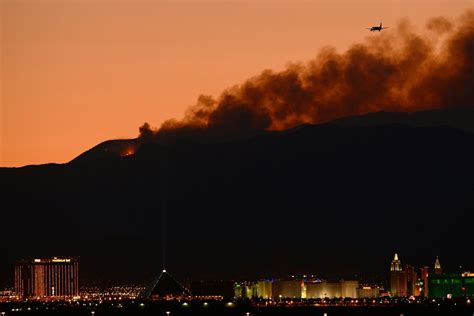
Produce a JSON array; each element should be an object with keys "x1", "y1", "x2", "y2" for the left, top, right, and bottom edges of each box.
[{"x1": 1, "y1": 0, "x2": 473, "y2": 167}]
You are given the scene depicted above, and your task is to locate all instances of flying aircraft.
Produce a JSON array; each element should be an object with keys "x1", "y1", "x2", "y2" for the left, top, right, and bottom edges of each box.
[{"x1": 366, "y1": 22, "x2": 389, "y2": 32}]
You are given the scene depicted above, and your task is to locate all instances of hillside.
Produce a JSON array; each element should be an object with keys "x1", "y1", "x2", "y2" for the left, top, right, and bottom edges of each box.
[{"x1": 1, "y1": 108, "x2": 474, "y2": 285}]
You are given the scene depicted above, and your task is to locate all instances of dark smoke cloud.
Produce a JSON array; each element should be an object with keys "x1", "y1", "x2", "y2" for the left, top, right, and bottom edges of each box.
[
  {"x1": 426, "y1": 16, "x2": 453, "y2": 34},
  {"x1": 140, "y1": 10, "x2": 474, "y2": 142}
]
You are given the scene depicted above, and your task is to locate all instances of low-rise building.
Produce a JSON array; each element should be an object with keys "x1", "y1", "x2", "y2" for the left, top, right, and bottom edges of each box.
[
  {"x1": 356, "y1": 286, "x2": 380, "y2": 298},
  {"x1": 428, "y1": 272, "x2": 474, "y2": 298}
]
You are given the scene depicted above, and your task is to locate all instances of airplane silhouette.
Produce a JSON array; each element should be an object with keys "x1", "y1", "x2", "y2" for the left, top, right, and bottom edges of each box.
[{"x1": 366, "y1": 22, "x2": 389, "y2": 32}]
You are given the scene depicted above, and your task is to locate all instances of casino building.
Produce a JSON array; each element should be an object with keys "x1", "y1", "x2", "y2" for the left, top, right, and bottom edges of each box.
[{"x1": 14, "y1": 257, "x2": 79, "y2": 300}]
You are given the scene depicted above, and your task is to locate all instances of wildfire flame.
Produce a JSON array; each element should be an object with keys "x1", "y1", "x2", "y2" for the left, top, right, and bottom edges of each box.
[{"x1": 121, "y1": 147, "x2": 136, "y2": 157}]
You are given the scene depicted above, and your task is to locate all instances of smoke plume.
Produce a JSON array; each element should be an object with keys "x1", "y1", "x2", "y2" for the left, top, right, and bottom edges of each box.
[{"x1": 140, "y1": 10, "x2": 474, "y2": 142}]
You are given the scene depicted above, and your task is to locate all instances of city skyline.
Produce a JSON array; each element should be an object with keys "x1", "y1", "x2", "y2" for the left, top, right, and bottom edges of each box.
[
  {"x1": 5, "y1": 252, "x2": 474, "y2": 301},
  {"x1": 2, "y1": 111, "x2": 474, "y2": 288},
  {"x1": 3, "y1": 252, "x2": 470, "y2": 288},
  {"x1": 2, "y1": 1, "x2": 474, "y2": 314}
]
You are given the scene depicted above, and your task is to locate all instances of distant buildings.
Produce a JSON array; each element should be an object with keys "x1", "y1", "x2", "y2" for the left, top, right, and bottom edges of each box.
[
  {"x1": 272, "y1": 279, "x2": 304, "y2": 298},
  {"x1": 142, "y1": 269, "x2": 189, "y2": 300},
  {"x1": 389, "y1": 253, "x2": 474, "y2": 299},
  {"x1": 305, "y1": 279, "x2": 359, "y2": 299},
  {"x1": 434, "y1": 256, "x2": 443, "y2": 275},
  {"x1": 426, "y1": 257, "x2": 474, "y2": 299},
  {"x1": 356, "y1": 286, "x2": 380, "y2": 299},
  {"x1": 428, "y1": 272, "x2": 474, "y2": 298},
  {"x1": 234, "y1": 280, "x2": 273, "y2": 299},
  {"x1": 255, "y1": 280, "x2": 272, "y2": 299},
  {"x1": 14, "y1": 257, "x2": 79, "y2": 300},
  {"x1": 341, "y1": 280, "x2": 359, "y2": 298},
  {"x1": 405, "y1": 265, "x2": 418, "y2": 297},
  {"x1": 233, "y1": 253, "x2": 474, "y2": 301},
  {"x1": 235, "y1": 278, "x2": 364, "y2": 299},
  {"x1": 390, "y1": 253, "x2": 405, "y2": 296},
  {"x1": 10, "y1": 252, "x2": 473, "y2": 302},
  {"x1": 420, "y1": 266, "x2": 429, "y2": 297},
  {"x1": 389, "y1": 254, "x2": 424, "y2": 297}
]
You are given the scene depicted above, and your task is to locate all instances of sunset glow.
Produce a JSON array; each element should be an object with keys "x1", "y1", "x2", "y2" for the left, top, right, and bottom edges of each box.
[{"x1": 2, "y1": 0, "x2": 473, "y2": 167}]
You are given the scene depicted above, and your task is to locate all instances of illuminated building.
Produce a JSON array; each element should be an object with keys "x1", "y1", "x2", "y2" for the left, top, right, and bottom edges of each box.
[
  {"x1": 341, "y1": 280, "x2": 359, "y2": 298},
  {"x1": 233, "y1": 281, "x2": 256, "y2": 299},
  {"x1": 142, "y1": 269, "x2": 189, "y2": 300},
  {"x1": 398, "y1": 270, "x2": 408, "y2": 297},
  {"x1": 390, "y1": 253, "x2": 402, "y2": 272},
  {"x1": 428, "y1": 273, "x2": 474, "y2": 298},
  {"x1": 356, "y1": 286, "x2": 380, "y2": 298},
  {"x1": 14, "y1": 257, "x2": 79, "y2": 300},
  {"x1": 301, "y1": 279, "x2": 307, "y2": 299},
  {"x1": 390, "y1": 253, "x2": 404, "y2": 297},
  {"x1": 233, "y1": 283, "x2": 242, "y2": 299},
  {"x1": 405, "y1": 265, "x2": 418, "y2": 296},
  {"x1": 305, "y1": 280, "x2": 359, "y2": 299},
  {"x1": 255, "y1": 281, "x2": 272, "y2": 299},
  {"x1": 434, "y1": 256, "x2": 442, "y2": 275},
  {"x1": 420, "y1": 266, "x2": 430, "y2": 297},
  {"x1": 272, "y1": 280, "x2": 303, "y2": 298},
  {"x1": 414, "y1": 279, "x2": 423, "y2": 297}
]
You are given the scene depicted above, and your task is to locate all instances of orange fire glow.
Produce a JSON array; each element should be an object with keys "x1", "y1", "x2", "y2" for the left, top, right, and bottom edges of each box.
[{"x1": 121, "y1": 148, "x2": 136, "y2": 157}]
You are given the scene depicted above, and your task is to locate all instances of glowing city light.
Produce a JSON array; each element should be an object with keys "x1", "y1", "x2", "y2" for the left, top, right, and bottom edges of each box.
[{"x1": 52, "y1": 258, "x2": 71, "y2": 263}]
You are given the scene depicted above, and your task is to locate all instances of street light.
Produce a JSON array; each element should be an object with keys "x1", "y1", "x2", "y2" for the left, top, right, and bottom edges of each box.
[
  {"x1": 91, "y1": 312, "x2": 95, "y2": 316},
  {"x1": 166, "y1": 312, "x2": 170, "y2": 316}
]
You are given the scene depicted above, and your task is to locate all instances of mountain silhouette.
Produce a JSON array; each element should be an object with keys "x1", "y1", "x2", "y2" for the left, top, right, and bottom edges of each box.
[{"x1": 1, "y1": 108, "x2": 474, "y2": 287}]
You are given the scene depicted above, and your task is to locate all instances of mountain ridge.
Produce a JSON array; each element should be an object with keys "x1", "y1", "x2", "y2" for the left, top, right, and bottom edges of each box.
[
  {"x1": 1, "y1": 108, "x2": 474, "y2": 285},
  {"x1": 3, "y1": 107, "x2": 473, "y2": 170}
]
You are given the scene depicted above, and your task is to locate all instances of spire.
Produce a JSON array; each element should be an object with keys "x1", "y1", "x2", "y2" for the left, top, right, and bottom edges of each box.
[
  {"x1": 390, "y1": 253, "x2": 402, "y2": 271},
  {"x1": 434, "y1": 256, "x2": 442, "y2": 274}
]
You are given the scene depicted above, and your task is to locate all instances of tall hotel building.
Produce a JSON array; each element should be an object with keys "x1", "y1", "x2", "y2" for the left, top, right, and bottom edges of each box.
[
  {"x1": 14, "y1": 257, "x2": 79, "y2": 300},
  {"x1": 390, "y1": 253, "x2": 404, "y2": 296}
]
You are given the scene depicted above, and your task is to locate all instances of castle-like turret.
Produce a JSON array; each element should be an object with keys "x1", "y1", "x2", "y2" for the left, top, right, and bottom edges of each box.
[
  {"x1": 390, "y1": 253, "x2": 408, "y2": 297},
  {"x1": 434, "y1": 256, "x2": 442, "y2": 275},
  {"x1": 391, "y1": 253, "x2": 402, "y2": 271}
]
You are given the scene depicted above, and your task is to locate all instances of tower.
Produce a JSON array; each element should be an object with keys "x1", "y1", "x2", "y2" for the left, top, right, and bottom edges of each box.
[
  {"x1": 14, "y1": 257, "x2": 79, "y2": 300},
  {"x1": 390, "y1": 253, "x2": 402, "y2": 272},
  {"x1": 434, "y1": 256, "x2": 442, "y2": 275},
  {"x1": 390, "y1": 253, "x2": 403, "y2": 296},
  {"x1": 405, "y1": 265, "x2": 417, "y2": 296},
  {"x1": 420, "y1": 266, "x2": 429, "y2": 297}
]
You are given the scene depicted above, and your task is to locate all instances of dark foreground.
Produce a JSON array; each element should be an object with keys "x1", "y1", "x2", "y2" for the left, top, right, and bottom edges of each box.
[{"x1": 2, "y1": 301, "x2": 474, "y2": 316}]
